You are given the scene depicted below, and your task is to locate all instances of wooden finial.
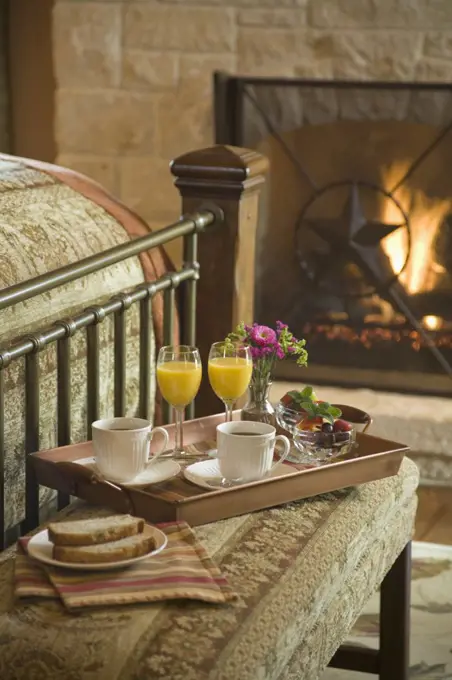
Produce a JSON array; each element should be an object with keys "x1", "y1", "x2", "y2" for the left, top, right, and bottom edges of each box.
[{"x1": 171, "y1": 144, "x2": 269, "y2": 416}]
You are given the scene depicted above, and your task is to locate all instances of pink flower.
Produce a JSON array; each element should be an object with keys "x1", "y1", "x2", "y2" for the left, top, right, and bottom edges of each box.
[
  {"x1": 250, "y1": 324, "x2": 277, "y2": 347},
  {"x1": 276, "y1": 346, "x2": 285, "y2": 360},
  {"x1": 250, "y1": 346, "x2": 265, "y2": 360}
]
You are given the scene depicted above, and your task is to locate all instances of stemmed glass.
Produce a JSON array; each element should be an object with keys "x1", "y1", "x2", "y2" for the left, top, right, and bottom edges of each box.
[
  {"x1": 208, "y1": 341, "x2": 253, "y2": 424},
  {"x1": 156, "y1": 345, "x2": 202, "y2": 459}
]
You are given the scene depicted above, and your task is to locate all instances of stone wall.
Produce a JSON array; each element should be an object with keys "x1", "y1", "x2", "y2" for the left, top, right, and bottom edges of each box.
[{"x1": 52, "y1": 0, "x2": 452, "y2": 264}]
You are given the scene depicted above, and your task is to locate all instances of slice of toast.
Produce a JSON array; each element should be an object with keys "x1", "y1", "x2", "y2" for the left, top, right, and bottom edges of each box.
[
  {"x1": 53, "y1": 531, "x2": 156, "y2": 564},
  {"x1": 48, "y1": 515, "x2": 145, "y2": 546}
]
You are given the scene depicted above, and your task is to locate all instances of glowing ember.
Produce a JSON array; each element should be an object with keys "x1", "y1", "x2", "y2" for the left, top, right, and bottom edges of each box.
[
  {"x1": 303, "y1": 323, "x2": 452, "y2": 352},
  {"x1": 423, "y1": 315, "x2": 442, "y2": 331},
  {"x1": 379, "y1": 164, "x2": 450, "y2": 295}
]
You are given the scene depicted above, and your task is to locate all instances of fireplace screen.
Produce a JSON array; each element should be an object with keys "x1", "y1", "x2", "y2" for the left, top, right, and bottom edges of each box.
[{"x1": 214, "y1": 75, "x2": 452, "y2": 395}]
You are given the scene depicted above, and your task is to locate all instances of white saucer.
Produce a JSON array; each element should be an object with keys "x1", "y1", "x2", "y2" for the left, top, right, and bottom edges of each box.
[
  {"x1": 73, "y1": 457, "x2": 181, "y2": 488},
  {"x1": 183, "y1": 458, "x2": 294, "y2": 490},
  {"x1": 27, "y1": 525, "x2": 168, "y2": 571}
]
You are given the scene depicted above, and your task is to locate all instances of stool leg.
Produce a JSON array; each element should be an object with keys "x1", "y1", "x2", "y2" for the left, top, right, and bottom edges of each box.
[{"x1": 379, "y1": 542, "x2": 411, "y2": 680}]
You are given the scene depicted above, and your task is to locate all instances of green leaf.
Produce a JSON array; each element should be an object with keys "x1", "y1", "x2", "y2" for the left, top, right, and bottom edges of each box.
[
  {"x1": 301, "y1": 401, "x2": 315, "y2": 415},
  {"x1": 288, "y1": 390, "x2": 303, "y2": 402},
  {"x1": 319, "y1": 401, "x2": 332, "y2": 409},
  {"x1": 329, "y1": 407, "x2": 342, "y2": 418},
  {"x1": 301, "y1": 386, "x2": 314, "y2": 400}
]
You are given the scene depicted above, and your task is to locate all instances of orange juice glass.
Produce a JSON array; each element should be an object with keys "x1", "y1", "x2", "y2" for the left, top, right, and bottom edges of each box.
[
  {"x1": 208, "y1": 341, "x2": 252, "y2": 423},
  {"x1": 208, "y1": 357, "x2": 253, "y2": 402},
  {"x1": 157, "y1": 345, "x2": 202, "y2": 458}
]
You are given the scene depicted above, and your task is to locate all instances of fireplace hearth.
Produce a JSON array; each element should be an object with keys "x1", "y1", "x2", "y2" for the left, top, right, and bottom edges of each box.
[{"x1": 214, "y1": 74, "x2": 452, "y2": 396}]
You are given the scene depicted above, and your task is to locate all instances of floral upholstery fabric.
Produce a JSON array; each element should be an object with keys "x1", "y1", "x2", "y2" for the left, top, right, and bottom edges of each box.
[
  {"x1": 0, "y1": 158, "x2": 154, "y2": 530},
  {"x1": 0, "y1": 457, "x2": 419, "y2": 680}
]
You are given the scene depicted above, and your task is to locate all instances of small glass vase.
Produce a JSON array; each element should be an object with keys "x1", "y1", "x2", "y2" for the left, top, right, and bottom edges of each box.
[{"x1": 241, "y1": 380, "x2": 276, "y2": 426}]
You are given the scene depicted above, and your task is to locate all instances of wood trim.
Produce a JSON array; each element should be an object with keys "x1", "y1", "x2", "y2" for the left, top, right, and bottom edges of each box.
[
  {"x1": 379, "y1": 542, "x2": 411, "y2": 680},
  {"x1": 171, "y1": 144, "x2": 269, "y2": 417},
  {"x1": 329, "y1": 646, "x2": 379, "y2": 674},
  {"x1": 8, "y1": 0, "x2": 56, "y2": 161}
]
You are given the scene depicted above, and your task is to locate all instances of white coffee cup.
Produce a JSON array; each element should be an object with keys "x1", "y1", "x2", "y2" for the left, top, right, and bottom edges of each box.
[
  {"x1": 216, "y1": 421, "x2": 291, "y2": 483},
  {"x1": 92, "y1": 417, "x2": 169, "y2": 483}
]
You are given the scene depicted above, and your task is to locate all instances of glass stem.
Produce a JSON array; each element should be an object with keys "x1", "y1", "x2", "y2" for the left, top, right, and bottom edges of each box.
[
  {"x1": 224, "y1": 401, "x2": 234, "y2": 423},
  {"x1": 174, "y1": 406, "x2": 184, "y2": 453}
]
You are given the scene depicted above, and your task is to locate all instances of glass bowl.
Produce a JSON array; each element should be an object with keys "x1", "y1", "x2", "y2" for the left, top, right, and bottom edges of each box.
[{"x1": 275, "y1": 402, "x2": 357, "y2": 465}]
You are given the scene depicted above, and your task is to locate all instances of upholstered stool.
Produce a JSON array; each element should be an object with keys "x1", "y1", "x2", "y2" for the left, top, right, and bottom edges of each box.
[{"x1": 0, "y1": 457, "x2": 418, "y2": 680}]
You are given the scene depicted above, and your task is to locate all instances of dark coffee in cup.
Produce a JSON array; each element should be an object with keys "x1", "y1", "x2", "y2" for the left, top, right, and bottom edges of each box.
[{"x1": 230, "y1": 430, "x2": 260, "y2": 436}]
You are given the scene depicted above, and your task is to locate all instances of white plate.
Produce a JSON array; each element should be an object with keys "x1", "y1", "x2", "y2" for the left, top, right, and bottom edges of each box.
[
  {"x1": 183, "y1": 458, "x2": 294, "y2": 490},
  {"x1": 27, "y1": 524, "x2": 168, "y2": 571},
  {"x1": 73, "y1": 457, "x2": 181, "y2": 488}
]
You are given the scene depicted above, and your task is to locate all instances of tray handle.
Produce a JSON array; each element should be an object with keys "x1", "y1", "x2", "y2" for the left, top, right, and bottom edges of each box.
[
  {"x1": 55, "y1": 461, "x2": 137, "y2": 515},
  {"x1": 333, "y1": 404, "x2": 372, "y2": 433}
]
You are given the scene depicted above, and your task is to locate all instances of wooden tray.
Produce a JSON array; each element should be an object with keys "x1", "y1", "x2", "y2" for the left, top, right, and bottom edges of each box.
[{"x1": 31, "y1": 412, "x2": 409, "y2": 526}]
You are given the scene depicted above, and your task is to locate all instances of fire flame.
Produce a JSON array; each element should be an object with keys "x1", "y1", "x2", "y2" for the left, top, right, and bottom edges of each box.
[{"x1": 380, "y1": 164, "x2": 450, "y2": 295}]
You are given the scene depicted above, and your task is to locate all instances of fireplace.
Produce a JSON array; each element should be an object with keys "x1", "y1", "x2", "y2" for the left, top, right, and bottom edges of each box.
[{"x1": 214, "y1": 74, "x2": 452, "y2": 396}]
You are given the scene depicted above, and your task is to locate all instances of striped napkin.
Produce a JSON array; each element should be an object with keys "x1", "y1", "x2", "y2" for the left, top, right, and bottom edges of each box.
[{"x1": 14, "y1": 522, "x2": 236, "y2": 611}]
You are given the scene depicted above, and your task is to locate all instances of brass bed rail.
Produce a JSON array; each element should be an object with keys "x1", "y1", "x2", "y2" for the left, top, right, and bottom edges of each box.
[{"x1": 0, "y1": 144, "x2": 268, "y2": 548}]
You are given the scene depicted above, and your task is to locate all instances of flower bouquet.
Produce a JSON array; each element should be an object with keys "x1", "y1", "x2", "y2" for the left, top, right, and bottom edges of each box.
[{"x1": 226, "y1": 321, "x2": 308, "y2": 423}]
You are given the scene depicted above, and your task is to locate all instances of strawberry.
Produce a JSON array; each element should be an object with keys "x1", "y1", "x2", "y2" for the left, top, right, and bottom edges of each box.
[
  {"x1": 280, "y1": 393, "x2": 294, "y2": 407},
  {"x1": 333, "y1": 419, "x2": 352, "y2": 433},
  {"x1": 280, "y1": 391, "x2": 308, "y2": 413}
]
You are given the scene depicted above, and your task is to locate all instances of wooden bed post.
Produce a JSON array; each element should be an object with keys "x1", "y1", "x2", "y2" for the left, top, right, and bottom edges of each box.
[{"x1": 171, "y1": 145, "x2": 268, "y2": 417}]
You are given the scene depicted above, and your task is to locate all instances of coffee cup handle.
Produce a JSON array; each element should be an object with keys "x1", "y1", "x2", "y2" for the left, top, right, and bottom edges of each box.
[
  {"x1": 270, "y1": 435, "x2": 291, "y2": 472},
  {"x1": 147, "y1": 427, "x2": 169, "y2": 464}
]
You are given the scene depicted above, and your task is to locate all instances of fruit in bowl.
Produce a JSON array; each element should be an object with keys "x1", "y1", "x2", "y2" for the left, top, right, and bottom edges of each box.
[{"x1": 276, "y1": 386, "x2": 356, "y2": 465}]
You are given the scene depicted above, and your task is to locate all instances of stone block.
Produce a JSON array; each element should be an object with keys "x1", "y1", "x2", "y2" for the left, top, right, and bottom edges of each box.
[
  {"x1": 56, "y1": 90, "x2": 158, "y2": 156},
  {"x1": 326, "y1": 31, "x2": 423, "y2": 81},
  {"x1": 118, "y1": 157, "x2": 179, "y2": 224},
  {"x1": 294, "y1": 62, "x2": 334, "y2": 79},
  {"x1": 124, "y1": 5, "x2": 235, "y2": 52},
  {"x1": 238, "y1": 28, "x2": 305, "y2": 74},
  {"x1": 122, "y1": 50, "x2": 179, "y2": 90},
  {"x1": 238, "y1": 28, "x2": 422, "y2": 81},
  {"x1": 298, "y1": 87, "x2": 339, "y2": 125},
  {"x1": 242, "y1": 85, "x2": 304, "y2": 147},
  {"x1": 179, "y1": 54, "x2": 236, "y2": 86},
  {"x1": 336, "y1": 88, "x2": 410, "y2": 123},
  {"x1": 424, "y1": 32, "x2": 452, "y2": 60},
  {"x1": 160, "y1": 0, "x2": 305, "y2": 5},
  {"x1": 238, "y1": 9, "x2": 306, "y2": 27},
  {"x1": 53, "y1": 3, "x2": 121, "y2": 88},
  {"x1": 57, "y1": 155, "x2": 118, "y2": 194},
  {"x1": 156, "y1": 80, "x2": 214, "y2": 158},
  {"x1": 310, "y1": 0, "x2": 452, "y2": 29},
  {"x1": 416, "y1": 57, "x2": 452, "y2": 81},
  {"x1": 407, "y1": 87, "x2": 452, "y2": 126}
]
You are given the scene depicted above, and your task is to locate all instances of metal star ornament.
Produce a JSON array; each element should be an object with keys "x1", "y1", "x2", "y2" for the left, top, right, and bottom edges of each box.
[{"x1": 305, "y1": 183, "x2": 405, "y2": 250}]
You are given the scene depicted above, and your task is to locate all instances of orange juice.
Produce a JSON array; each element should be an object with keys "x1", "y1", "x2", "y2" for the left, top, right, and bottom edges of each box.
[
  {"x1": 208, "y1": 357, "x2": 252, "y2": 401},
  {"x1": 157, "y1": 361, "x2": 202, "y2": 407}
]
